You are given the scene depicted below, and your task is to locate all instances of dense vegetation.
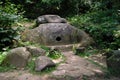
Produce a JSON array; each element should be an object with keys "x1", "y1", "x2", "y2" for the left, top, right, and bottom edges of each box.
[
  {"x1": 0, "y1": 0, "x2": 120, "y2": 54},
  {"x1": 1, "y1": 0, "x2": 120, "y2": 18},
  {"x1": 68, "y1": 10, "x2": 120, "y2": 49},
  {"x1": 0, "y1": 1, "x2": 24, "y2": 50}
]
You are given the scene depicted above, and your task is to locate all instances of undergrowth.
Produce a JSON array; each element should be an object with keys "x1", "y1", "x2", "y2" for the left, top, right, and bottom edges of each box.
[{"x1": 68, "y1": 9, "x2": 120, "y2": 50}]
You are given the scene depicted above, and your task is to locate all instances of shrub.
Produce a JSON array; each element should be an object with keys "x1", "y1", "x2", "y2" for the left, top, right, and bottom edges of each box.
[
  {"x1": 68, "y1": 10, "x2": 120, "y2": 49},
  {"x1": 46, "y1": 50, "x2": 63, "y2": 59},
  {"x1": 0, "y1": 51, "x2": 7, "y2": 65},
  {"x1": 0, "y1": 1, "x2": 23, "y2": 50},
  {"x1": 4, "y1": 0, "x2": 117, "y2": 18}
]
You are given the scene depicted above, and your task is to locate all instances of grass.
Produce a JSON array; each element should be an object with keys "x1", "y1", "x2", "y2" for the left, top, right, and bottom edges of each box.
[
  {"x1": 0, "y1": 65, "x2": 16, "y2": 72},
  {"x1": 75, "y1": 47, "x2": 99, "y2": 57},
  {"x1": 26, "y1": 47, "x2": 64, "y2": 74},
  {"x1": 86, "y1": 59, "x2": 113, "y2": 79},
  {"x1": 26, "y1": 58, "x2": 35, "y2": 72},
  {"x1": 40, "y1": 45, "x2": 64, "y2": 59},
  {"x1": 0, "y1": 50, "x2": 17, "y2": 72},
  {"x1": 87, "y1": 59, "x2": 107, "y2": 71},
  {"x1": 0, "y1": 53, "x2": 7, "y2": 65},
  {"x1": 46, "y1": 50, "x2": 64, "y2": 59},
  {"x1": 0, "y1": 44, "x2": 63, "y2": 74}
]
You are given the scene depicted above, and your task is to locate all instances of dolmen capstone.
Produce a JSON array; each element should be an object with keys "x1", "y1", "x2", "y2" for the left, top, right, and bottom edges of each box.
[{"x1": 22, "y1": 15, "x2": 93, "y2": 50}]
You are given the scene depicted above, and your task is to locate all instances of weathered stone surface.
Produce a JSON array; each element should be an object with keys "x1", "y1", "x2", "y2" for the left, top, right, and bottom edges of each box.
[
  {"x1": 0, "y1": 51, "x2": 120, "y2": 80},
  {"x1": 5, "y1": 47, "x2": 31, "y2": 68},
  {"x1": 0, "y1": 75, "x2": 9, "y2": 80},
  {"x1": 0, "y1": 70, "x2": 119, "y2": 80},
  {"x1": 22, "y1": 23, "x2": 92, "y2": 47},
  {"x1": 16, "y1": 73, "x2": 42, "y2": 80},
  {"x1": 26, "y1": 46, "x2": 46, "y2": 57},
  {"x1": 36, "y1": 15, "x2": 67, "y2": 25},
  {"x1": 35, "y1": 56, "x2": 55, "y2": 71},
  {"x1": 52, "y1": 51, "x2": 104, "y2": 78},
  {"x1": 0, "y1": 71, "x2": 56, "y2": 80}
]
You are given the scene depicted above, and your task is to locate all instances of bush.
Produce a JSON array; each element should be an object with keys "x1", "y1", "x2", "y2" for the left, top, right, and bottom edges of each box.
[
  {"x1": 0, "y1": 1, "x2": 23, "y2": 50},
  {"x1": 68, "y1": 10, "x2": 120, "y2": 49},
  {"x1": 4, "y1": 0, "x2": 118, "y2": 18},
  {"x1": 40, "y1": 46, "x2": 63, "y2": 59}
]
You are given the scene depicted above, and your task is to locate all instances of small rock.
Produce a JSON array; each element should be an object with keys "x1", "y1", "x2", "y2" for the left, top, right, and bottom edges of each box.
[
  {"x1": 35, "y1": 56, "x2": 55, "y2": 71},
  {"x1": 5, "y1": 47, "x2": 31, "y2": 68},
  {"x1": 26, "y1": 46, "x2": 46, "y2": 57}
]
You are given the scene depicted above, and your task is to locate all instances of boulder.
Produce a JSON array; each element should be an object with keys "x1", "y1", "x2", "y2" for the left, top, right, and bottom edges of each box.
[
  {"x1": 22, "y1": 23, "x2": 93, "y2": 46},
  {"x1": 106, "y1": 50, "x2": 120, "y2": 75},
  {"x1": 26, "y1": 46, "x2": 46, "y2": 57},
  {"x1": 36, "y1": 15, "x2": 67, "y2": 25},
  {"x1": 35, "y1": 56, "x2": 55, "y2": 71},
  {"x1": 5, "y1": 47, "x2": 31, "y2": 68}
]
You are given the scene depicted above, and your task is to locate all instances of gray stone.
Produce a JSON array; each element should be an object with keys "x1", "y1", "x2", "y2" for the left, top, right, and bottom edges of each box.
[
  {"x1": 22, "y1": 23, "x2": 93, "y2": 47},
  {"x1": 5, "y1": 47, "x2": 31, "y2": 68},
  {"x1": 26, "y1": 46, "x2": 46, "y2": 57},
  {"x1": 106, "y1": 50, "x2": 120, "y2": 75},
  {"x1": 36, "y1": 15, "x2": 67, "y2": 25},
  {"x1": 35, "y1": 56, "x2": 55, "y2": 71}
]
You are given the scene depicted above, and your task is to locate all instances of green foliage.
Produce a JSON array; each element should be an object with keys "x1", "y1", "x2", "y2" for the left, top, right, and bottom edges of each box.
[
  {"x1": 68, "y1": 10, "x2": 120, "y2": 49},
  {"x1": 0, "y1": 1, "x2": 23, "y2": 15},
  {"x1": 75, "y1": 47, "x2": 98, "y2": 57},
  {"x1": 27, "y1": 58, "x2": 35, "y2": 71},
  {"x1": 0, "y1": 50, "x2": 16, "y2": 72},
  {"x1": 0, "y1": 49, "x2": 17, "y2": 72},
  {"x1": 17, "y1": 41, "x2": 35, "y2": 47},
  {"x1": 0, "y1": 1, "x2": 24, "y2": 50},
  {"x1": 3, "y1": 0, "x2": 116, "y2": 18},
  {"x1": 41, "y1": 46, "x2": 63, "y2": 59},
  {"x1": 1, "y1": 0, "x2": 120, "y2": 18},
  {"x1": 40, "y1": 45, "x2": 51, "y2": 52},
  {"x1": 88, "y1": 59, "x2": 107, "y2": 72},
  {"x1": 0, "y1": 51, "x2": 7, "y2": 65},
  {"x1": 46, "y1": 50, "x2": 63, "y2": 59},
  {"x1": 0, "y1": 65, "x2": 16, "y2": 72},
  {"x1": 42, "y1": 0, "x2": 62, "y2": 4}
]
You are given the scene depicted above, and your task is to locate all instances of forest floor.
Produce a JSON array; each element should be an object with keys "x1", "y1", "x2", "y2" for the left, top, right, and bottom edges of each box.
[{"x1": 0, "y1": 51, "x2": 120, "y2": 80}]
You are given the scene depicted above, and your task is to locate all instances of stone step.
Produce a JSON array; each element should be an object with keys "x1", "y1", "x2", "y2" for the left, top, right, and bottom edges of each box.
[{"x1": 47, "y1": 43, "x2": 83, "y2": 52}]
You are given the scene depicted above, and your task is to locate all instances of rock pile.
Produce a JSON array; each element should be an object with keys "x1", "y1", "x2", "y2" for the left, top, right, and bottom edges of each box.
[
  {"x1": 2, "y1": 46, "x2": 56, "y2": 71},
  {"x1": 22, "y1": 15, "x2": 93, "y2": 50}
]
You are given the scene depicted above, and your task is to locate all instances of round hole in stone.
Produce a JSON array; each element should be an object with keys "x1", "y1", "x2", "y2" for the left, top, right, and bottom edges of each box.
[{"x1": 56, "y1": 36, "x2": 62, "y2": 41}]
